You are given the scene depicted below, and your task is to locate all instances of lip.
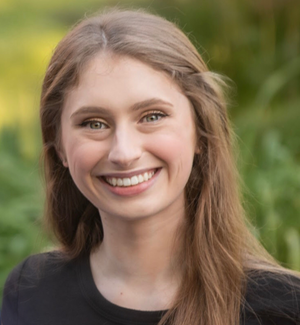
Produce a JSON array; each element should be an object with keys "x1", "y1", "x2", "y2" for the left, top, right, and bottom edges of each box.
[
  {"x1": 99, "y1": 168, "x2": 157, "y2": 179},
  {"x1": 98, "y1": 168, "x2": 162, "y2": 197}
]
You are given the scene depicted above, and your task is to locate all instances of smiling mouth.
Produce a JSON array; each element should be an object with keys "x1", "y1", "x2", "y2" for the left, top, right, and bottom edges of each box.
[{"x1": 103, "y1": 169, "x2": 158, "y2": 187}]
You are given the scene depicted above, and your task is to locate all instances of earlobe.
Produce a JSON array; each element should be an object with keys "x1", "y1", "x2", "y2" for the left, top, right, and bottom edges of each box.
[
  {"x1": 60, "y1": 153, "x2": 68, "y2": 167},
  {"x1": 56, "y1": 149, "x2": 69, "y2": 168},
  {"x1": 62, "y1": 159, "x2": 69, "y2": 168},
  {"x1": 194, "y1": 141, "x2": 201, "y2": 155}
]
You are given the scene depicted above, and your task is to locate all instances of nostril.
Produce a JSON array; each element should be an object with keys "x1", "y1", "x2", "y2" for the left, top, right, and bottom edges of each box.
[{"x1": 108, "y1": 147, "x2": 142, "y2": 166}]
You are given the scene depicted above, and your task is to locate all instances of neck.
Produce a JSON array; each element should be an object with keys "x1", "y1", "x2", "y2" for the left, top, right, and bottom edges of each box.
[{"x1": 90, "y1": 206, "x2": 185, "y2": 310}]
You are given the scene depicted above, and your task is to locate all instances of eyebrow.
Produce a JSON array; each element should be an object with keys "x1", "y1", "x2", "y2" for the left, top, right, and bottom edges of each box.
[
  {"x1": 70, "y1": 98, "x2": 173, "y2": 119},
  {"x1": 131, "y1": 98, "x2": 173, "y2": 111}
]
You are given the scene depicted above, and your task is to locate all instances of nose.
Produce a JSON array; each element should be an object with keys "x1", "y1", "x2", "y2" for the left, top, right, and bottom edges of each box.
[{"x1": 108, "y1": 126, "x2": 142, "y2": 167}]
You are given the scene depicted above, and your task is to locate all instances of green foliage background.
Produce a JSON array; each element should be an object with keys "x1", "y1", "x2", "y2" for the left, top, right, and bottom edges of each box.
[{"x1": 1, "y1": 0, "x2": 300, "y2": 302}]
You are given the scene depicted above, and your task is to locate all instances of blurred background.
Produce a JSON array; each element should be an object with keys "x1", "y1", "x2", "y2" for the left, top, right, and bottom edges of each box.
[{"x1": 0, "y1": 0, "x2": 300, "y2": 301}]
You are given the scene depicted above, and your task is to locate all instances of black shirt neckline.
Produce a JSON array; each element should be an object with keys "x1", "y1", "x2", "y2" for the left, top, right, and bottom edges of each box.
[{"x1": 77, "y1": 254, "x2": 167, "y2": 325}]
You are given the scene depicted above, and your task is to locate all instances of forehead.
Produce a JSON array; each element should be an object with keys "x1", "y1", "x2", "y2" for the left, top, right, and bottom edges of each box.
[
  {"x1": 63, "y1": 54, "x2": 189, "y2": 116},
  {"x1": 78, "y1": 54, "x2": 178, "y2": 93}
]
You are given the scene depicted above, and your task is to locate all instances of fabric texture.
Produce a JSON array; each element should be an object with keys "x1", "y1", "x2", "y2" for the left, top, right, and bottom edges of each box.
[{"x1": 1, "y1": 252, "x2": 300, "y2": 325}]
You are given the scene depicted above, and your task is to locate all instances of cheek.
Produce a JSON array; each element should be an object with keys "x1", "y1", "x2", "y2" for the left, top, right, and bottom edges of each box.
[
  {"x1": 148, "y1": 130, "x2": 195, "y2": 173},
  {"x1": 155, "y1": 116, "x2": 196, "y2": 164},
  {"x1": 65, "y1": 139, "x2": 105, "y2": 176}
]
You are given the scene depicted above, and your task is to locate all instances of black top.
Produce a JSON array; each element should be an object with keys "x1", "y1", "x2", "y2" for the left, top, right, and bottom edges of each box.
[{"x1": 1, "y1": 252, "x2": 300, "y2": 325}]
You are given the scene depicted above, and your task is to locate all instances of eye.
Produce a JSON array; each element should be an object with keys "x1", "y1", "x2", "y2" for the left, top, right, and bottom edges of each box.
[
  {"x1": 141, "y1": 111, "x2": 167, "y2": 123},
  {"x1": 80, "y1": 120, "x2": 108, "y2": 129}
]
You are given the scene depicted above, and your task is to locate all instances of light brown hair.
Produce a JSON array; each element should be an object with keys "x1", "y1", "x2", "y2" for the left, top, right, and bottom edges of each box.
[{"x1": 40, "y1": 8, "x2": 287, "y2": 325}]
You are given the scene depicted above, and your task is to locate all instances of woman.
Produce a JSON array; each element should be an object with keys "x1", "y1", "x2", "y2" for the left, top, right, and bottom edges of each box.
[{"x1": 1, "y1": 8, "x2": 300, "y2": 325}]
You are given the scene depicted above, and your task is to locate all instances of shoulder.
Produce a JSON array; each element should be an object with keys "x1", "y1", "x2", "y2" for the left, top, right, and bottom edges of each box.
[
  {"x1": 3, "y1": 251, "x2": 70, "y2": 288},
  {"x1": 1, "y1": 251, "x2": 76, "y2": 324},
  {"x1": 2, "y1": 252, "x2": 55, "y2": 301},
  {"x1": 243, "y1": 270, "x2": 300, "y2": 324}
]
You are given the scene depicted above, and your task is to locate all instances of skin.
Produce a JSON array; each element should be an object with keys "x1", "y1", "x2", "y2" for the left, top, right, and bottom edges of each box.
[{"x1": 60, "y1": 54, "x2": 197, "y2": 310}]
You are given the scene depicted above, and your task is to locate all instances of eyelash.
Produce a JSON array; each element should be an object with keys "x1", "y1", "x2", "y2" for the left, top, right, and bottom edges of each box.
[
  {"x1": 79, "y1": 110, "x2": 168, "y2": 130},
  {"x1": 140, "y1": 111, "x2": 168, "y2": 123},
  {"x1": 80, "y1": 120, "x2": 108, "y2": 130}
]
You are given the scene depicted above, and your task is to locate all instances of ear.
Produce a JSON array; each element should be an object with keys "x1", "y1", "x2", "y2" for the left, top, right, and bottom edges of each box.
[
  {"x1": 195, "y1": 145, "x2": 201, "y2": 155},
  {"x1": 194, "y1": 139, "x2": 201, "y2": 155},
  {"x1": 62, "y1": 158, "x2": 69, "y2": 168},
  {"x1": 56, "y1": 146, "x2": 69, "y2": 168}
]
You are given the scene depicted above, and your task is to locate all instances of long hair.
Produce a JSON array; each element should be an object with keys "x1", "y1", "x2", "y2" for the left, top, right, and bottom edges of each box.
[{"x1": 40, "y1": 8, "x2": 286, "y2": 325}]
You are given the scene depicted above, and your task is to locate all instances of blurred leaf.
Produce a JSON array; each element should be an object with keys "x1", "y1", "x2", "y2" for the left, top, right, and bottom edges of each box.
[{"x1": 285, "y1": 228, "x2": 300, "y2": 271}]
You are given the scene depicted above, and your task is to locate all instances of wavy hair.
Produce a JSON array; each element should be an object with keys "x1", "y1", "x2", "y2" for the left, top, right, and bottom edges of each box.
[{"x1": 40, "y1": 8, "x2": 286, "y2": 325}]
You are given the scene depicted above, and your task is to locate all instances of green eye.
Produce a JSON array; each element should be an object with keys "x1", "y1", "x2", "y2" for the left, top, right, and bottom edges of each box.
[
  {"x1": 145, "y1": 114, "x2": 160, "y2": 122},
  {"x1": 142, "y1": 112, "x2": 166, "y2": 123},
  {"x1": 81, "y1": 120, "x2": 107, "y2": 129},
  {"x1": 89, "y1": 121, "x2": 104, "y2": 129}
]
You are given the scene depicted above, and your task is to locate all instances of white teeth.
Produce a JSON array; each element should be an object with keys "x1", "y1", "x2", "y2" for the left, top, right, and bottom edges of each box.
[
  {"x1": 143, "y1": 172, "x2": 148, "y2": 181},
  {"x1": 105, "y1": 170, "x2": 156, "y2": 187},
  {"x1": 123, "y1": 178, "x2": 131, "y2": 186},
  {"x1": 131, "y1": 176, "x2": 139, "y2": 185}
]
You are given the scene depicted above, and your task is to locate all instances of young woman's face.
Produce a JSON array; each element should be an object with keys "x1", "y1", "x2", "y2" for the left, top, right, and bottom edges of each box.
[{"x1": 60, "y1": 55, "x2": 197, "y2": 221}]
